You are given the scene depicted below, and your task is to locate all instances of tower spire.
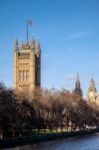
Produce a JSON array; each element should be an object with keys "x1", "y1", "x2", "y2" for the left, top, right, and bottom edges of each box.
[
  {"x1": 14, "y1": 37, "x2": 19, "y2": 51},
  {"x1": 88, "y1": 78, "x2": 96, "y2": 92},
  {"x1": 36, "y1": 40, "x2": 41, "y2": 57},
  {"x1": 73, "y1": 73, "x2": 82, "y2": 97},
  {"x1": 76, "y1": 73, "x2": 80, "y2": 89},
  {"x1": 30, "y1": 36, "x2": 35, "y2": 49}
]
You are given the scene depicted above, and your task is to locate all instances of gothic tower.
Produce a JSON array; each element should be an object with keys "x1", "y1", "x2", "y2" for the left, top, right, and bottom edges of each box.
[
  {"x1": 87, "y1": 78, "x2": 97, "y2": 102},
  {"x1": 13, "y1": 37, "x2": 41, "y2": 92},
  {"x1": 73, "y1": 74, "x2": 83, "y2": 97}
]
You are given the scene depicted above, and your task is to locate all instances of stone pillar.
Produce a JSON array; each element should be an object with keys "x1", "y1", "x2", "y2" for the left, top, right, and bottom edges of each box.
[{"x1": 30, "y1": 50, "x2": 35, "y2": 90}]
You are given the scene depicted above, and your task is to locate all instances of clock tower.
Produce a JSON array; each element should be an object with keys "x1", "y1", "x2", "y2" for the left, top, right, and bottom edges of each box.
[{"x1": 87, "y1": 78, "x2": 97, "y2": 102}]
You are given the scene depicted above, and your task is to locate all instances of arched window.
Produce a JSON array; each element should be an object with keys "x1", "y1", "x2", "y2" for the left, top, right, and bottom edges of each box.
[
  {"x1": 19, "y1": 70, "x2": 21, "y2": 81},
  {"x1": 26, "y1": 70, "x2": 29, "y2": 81},
  {"x1": 23, "y1": 70, "x2": 25, "y2": 81},
  {"x1": 21, "y1": 71, "x2": 23, "y2": 81}
]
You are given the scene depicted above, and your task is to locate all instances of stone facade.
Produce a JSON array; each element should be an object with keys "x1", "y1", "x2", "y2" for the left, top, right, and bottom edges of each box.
[{"x1": 13, "y1": 37, "x2": 41, "y2": 92}]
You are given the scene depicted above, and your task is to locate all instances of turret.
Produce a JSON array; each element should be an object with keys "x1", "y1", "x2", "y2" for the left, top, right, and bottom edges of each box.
[
  {"x1": 35, "y1": 40, "x2": 41, "y2": 87},
  {"x1": 35, "y1": 40, "x2": 41, "y2": 57},
  {"x1": 75, "y1": 74, "x2": 80, "y2": 89},
  {"x1": 13, "y1": 38, "x2": 19, "y2": 89},
  {"x1": 88, "y1": 78, "x2": 96, "y2": 92},
  {"x1": 21, "y1": 41, "x2": 25, "y2": 50},
  {"x1": 30, "y1": 36, "x2": 35, "y2": 50},
  {"x1": 14, "y1": 37, "x2": 19, "y2": 51}
]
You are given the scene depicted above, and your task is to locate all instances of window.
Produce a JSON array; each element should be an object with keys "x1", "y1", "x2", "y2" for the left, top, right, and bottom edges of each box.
[
  {"x1": 26, "y1": 70, "x2": 29, "y2": 81},
  {"x1": 19, "y1": 70, "x2": 23, "y2": 81},
  {"x1": 23, "y1": 70, "x2": 25, "y2": 81},
  {"x1": 19, "y1": 70, "x2": 21, "y2": 81}
]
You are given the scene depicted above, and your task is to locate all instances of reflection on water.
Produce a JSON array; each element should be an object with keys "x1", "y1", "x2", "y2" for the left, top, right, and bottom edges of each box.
[{"x1": 6, "y1": 133, "x2": 99, "y2": 150}]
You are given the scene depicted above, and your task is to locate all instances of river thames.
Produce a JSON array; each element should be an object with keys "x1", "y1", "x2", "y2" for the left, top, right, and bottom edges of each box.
[{"x1": 7, "y1": 133, "x2": 99, "y2": 150}]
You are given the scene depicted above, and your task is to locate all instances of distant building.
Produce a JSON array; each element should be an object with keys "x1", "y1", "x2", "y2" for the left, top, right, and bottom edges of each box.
[
  {"x1": 73, "y1": 74, "x2": 83, "y2": 97},
  {"x1": 87, "y1": 78, "x2": 99, "y2": 105},
  {"x1": 87, "y1": 78, "x2": 96, "y2": 102},
  {"x1": 13, "y1": 37, "x2": 41, "y2": 92}
]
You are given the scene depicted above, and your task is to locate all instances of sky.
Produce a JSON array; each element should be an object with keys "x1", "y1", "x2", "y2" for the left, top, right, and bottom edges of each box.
[{"x1": 0, "y1": 0, "x2": 99, "y2": 96}]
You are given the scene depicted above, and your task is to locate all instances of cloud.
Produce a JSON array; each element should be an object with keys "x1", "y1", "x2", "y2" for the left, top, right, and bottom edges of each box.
[
  {"x1": 65, "y1": 75, "x2": 76, "y2": 81},
  {"x1": 67, "y1": 47, "x2": 77, "y2": 52},
  {"x1": 95, "y1": 81, "x2": 99, "y2": 85},
  {"x1": 66, "y1": 30, "x2": 92, "y2": 40}
]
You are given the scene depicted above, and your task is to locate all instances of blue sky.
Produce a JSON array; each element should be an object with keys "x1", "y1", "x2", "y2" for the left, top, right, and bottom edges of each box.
[{"x1": 0, "y1": 0, "x2": 99, "y2": 96}]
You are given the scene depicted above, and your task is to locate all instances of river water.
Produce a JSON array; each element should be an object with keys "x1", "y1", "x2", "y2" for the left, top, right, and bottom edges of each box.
[{"x1": 7, "y1": 133, "x2": 99, "y2": 150}]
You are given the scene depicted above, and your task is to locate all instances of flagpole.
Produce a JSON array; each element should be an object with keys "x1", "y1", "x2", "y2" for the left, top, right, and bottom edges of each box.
[
  {"x1": 27, "y1": 20, "x2": 32, "y2": 45},
  {"x1": 27, "y1": 22, "x2": 28, "y2": 45}
]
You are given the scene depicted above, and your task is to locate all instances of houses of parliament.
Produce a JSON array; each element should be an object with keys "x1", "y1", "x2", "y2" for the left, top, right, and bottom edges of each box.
[
  {"x1": 13, "y1": 33, "x2": 99, "y2": 105},
  {"x1": 73, "y1": 75, "x2": 99, "y2": 105}
]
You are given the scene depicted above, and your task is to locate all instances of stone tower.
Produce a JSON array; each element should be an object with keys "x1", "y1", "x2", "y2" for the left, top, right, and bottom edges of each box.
[
  {"x1": 13, "y1": 37, "x2": 41, "y2": 92},
  {"x1": 87, "y1": 78, "x2": 97, "y2": 102},
  {"x1": 73, "y1": 74, "x2": 83, "y2": 97}
]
